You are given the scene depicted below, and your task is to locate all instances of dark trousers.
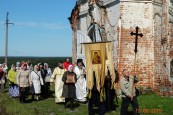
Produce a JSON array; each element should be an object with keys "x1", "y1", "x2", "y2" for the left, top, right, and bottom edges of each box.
[
  {"x1": 44, "y1": 82, "x2": 50, "y2": 97},
  {"x1": 120, "y1": 96, "x2": 139, "y2": 115},
  {"x1": 105, "y1": 88, "x2": 115, "y2": 112},
  {"x1": 88, "y1": 90, "x2": 105, "y2": 115},
  {"x1": 0, "y1": 83, "x2": 5, "y2": 92},
  {"x1": 64, "y1": 98, "x2": 74, "y2": 110},
  {"x1": 19, "y1": 87, "x2": 29, "y2": 103},
  {"x1": 41, "y1": 85, "x2": 45, "y2": 98}
]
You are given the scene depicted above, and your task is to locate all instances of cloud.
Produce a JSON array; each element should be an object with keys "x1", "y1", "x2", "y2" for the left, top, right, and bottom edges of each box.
[{"x1": 14, "y1": 21, "x2": 69, "y2": 30}]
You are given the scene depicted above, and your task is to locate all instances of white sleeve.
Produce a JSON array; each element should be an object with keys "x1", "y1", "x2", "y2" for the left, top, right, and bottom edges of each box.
[{"x1": 39, "y1": 71, "x2": 44, "y2": 85}]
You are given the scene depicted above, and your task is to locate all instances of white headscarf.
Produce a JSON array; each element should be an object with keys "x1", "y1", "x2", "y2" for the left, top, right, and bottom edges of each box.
[
  {"x1": 68, "y1": 65, "x2": 74, "y2": 71},
  {"x1": 16, "y1": 62, "x2": 20, "y2": 66},
  {"x1": 34, "y1": 65, "x2": 38, "y2": 71},
  {"x1": 44, "y1": 63, "x2": 48, "y2": 66}
]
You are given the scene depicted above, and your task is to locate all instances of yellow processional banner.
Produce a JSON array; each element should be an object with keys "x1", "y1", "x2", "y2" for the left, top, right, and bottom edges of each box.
[{"x1": 83, "y1": 42, "x2": 116, "y2": 101}]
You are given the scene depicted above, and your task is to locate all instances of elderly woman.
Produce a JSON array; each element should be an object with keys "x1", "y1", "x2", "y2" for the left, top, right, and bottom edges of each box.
[
  {"x1": 8, "y1": 65, "x2": 19, "y2": 98},
  {"x1": 0, "y1": 64, "x2": 5, "y2": 92},
  {"x1": 38, "y1": 63, "x2": 47, "y2": 98},
  {"x1": 62, "y1": 65, "x2": 77, "y2": 111},
  {"x1": 31, "y1": 65, "x2": 44, "y2": 101},
  {"x1": 44, "y1": 63, "x2": 51, "y2": 97},
  {"x1": 17, "y1": 63, "x2": 31, "y2": 103},
  {"x1": 16, "y1": 62, "x2": 21, "y2": 72}
]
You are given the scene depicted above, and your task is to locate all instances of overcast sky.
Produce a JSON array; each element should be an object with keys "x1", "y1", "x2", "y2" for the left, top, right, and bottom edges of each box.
[{"x1": 0, "y1": 0, "x2": 76, "y2": 57}]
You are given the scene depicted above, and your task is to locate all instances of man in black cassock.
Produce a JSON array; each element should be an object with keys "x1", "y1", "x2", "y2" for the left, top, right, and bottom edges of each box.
[{"x1": 104, "y1": 68, "x2": 119, "y2": 112}]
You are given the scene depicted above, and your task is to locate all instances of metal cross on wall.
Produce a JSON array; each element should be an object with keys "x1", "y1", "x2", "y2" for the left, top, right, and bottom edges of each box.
[{"x1": 130, "y1": 26, "x2": 143, "y2": 53}]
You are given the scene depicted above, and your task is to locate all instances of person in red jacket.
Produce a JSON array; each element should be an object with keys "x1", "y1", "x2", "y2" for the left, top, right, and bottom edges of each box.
[{"x1": 63, "y1": 58, "x2": 71, "y2": 70}]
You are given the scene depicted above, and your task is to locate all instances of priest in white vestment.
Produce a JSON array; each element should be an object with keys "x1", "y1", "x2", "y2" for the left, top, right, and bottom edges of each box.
[
  {"x1": 50, "y1": 61, "x2": 66, "y2": 103},
  {"x1": 74, "y1": 59, "x2": 88, "y2": 102}
]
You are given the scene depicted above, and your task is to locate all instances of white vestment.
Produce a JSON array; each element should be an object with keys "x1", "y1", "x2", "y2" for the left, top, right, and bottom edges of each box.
[
  {"x1": 74, "y1": 66, "x2": 87, "y2": 102},
  {"x1": 31, "y1": 71, "x2": 44, "y2": 94},
  {"x1": 50, "y1": 67, "x2": 66, "y2": 103}
]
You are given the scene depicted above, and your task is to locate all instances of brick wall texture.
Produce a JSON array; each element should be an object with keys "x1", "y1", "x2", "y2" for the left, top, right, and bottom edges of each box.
[{"x1": 70, "y1": 0, "x2": 173, "y2": 96}]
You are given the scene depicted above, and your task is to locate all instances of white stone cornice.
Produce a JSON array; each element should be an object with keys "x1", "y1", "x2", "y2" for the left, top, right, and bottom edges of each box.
[
  {"x1": 120, "y1": 0, "x2": 153, "y2": 3},
  {"x1": 79, "y1": 10, "x2": 88, "y2": 16},
  {"x1": 98, "y1": 0, "x2": 117, "y2": 6},
  {"x1": 120, "y1": 0, "x2": 163, "y2": 4}
]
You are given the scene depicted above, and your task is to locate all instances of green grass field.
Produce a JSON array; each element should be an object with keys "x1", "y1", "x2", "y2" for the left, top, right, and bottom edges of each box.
[
  {"x1": 0, "y1": 57, "x2": 173, "y2": 115},
  {"x1": 0, "y1": 85, "x2": 173, "y2": 115}
]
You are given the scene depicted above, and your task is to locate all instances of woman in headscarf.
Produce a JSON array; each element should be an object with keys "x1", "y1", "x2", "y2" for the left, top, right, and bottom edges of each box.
[
  {"x1": 31, "y1": 65, "x2": 44, "y2": 101},
  {"x1": 44, "y1": 63, "x2": 51, "y2": 97},
  {"x1": 8, "y1": 64, "x2": 19, "y2": 98},
  {"x1": 62, "y1": 65, "x2": 77, "y2": 111},
  {"x1": 17, "y1": 63, "x2": 31, "y2": 103},
  {"x1": 38, "y1": 63, "x2": 47, "y2": 98},
  {"x1": 0, "y1": 64, "x2": 5, "y2": 92},
  {"x1": 16, "y1": 62, "x2": 21, "y2": 71},
  {"x1": 44, "y1": 63, "x2": 52, "y2": 83}
]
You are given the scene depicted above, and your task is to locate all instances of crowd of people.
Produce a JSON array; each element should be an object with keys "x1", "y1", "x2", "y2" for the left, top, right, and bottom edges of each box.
[
  {"x1": 0, "y1": 58, "x2": 140, "y2": 115},
  {"x1": 0, "y1": 60, "x2": 52, "y2": 102}
]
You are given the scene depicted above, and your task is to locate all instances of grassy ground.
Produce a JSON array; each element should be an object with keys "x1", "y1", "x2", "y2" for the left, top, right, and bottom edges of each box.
[{"x1": 0, "y1": 85, "x2": 173, "y2": 115}]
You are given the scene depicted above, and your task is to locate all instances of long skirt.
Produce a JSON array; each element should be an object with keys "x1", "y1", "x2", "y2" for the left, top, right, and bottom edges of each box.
[
  {"x1": 19, "y1": 87, "x2": 30, "y2": 103},
  {"x1": 0, "y1": 78, "x2": 5, "y2": 92},
  {"x1": 9, "y1": 84, "x2": 19, "y2": 97}
]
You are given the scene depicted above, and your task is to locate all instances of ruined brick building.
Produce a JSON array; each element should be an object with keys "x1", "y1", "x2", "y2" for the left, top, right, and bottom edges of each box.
[{"x1": 68, "y1": 0, "x2": 173, "y2": 96}]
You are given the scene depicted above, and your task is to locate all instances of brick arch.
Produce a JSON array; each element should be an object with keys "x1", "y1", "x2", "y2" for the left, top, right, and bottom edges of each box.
[
  {"x1": 87, "y1": 22, "x2": 103, "y2": 42},
  {"x1": 153, "y1": 13, "x2": 162, "y2": 19},
  {"x1": 153, "y1": 14, "x2": 162, "y2": 93}
]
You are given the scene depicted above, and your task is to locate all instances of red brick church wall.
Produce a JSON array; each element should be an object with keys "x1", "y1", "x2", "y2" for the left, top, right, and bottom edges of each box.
[{"x1": 118, "y1": 2, "x2": 154, "y2": 91}]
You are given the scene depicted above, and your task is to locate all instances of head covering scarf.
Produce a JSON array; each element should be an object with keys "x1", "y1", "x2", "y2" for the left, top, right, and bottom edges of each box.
[
  {"x1": 44, "y1": 63, "x2": 48, "y2": 67},
  {"x1": 40, "y1": 63, "x2": 44, "y2": 66},
  {"x1": 77, "y1": 59, "x2": 85, "y2": 67},
  {"x1": 11, "y1": 64, "x2": 15, "y2": 70},
  {"x1": 16, "y1": 62, "x2": 20, "y2": 66},
  {"x1": 68, "y1": 64, "x2": 74, "y2": 71},
  {"x1": 38, "y1": 63, "x2": 41, "y2": 66},
  {"x1": 22, "y1": 63, "x2": 27, "y2": 68},
  {"x1": 38, "y1": 63, "x2": 44, "y2": 68},
  {"x1": 34, "y1": 65, "x2": 38, "y2": 71}
]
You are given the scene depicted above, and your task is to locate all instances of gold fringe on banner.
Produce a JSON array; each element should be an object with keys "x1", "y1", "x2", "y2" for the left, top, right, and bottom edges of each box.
[
  {"x1": 105, "y1": 42, "x2": 116, "y2": 89},
  {"x1": 88, "y1": 90, "x2": 92, "y2": 99},
  {"x1": 100, "y1": 88, "x2": 104, "y2": 102}
]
